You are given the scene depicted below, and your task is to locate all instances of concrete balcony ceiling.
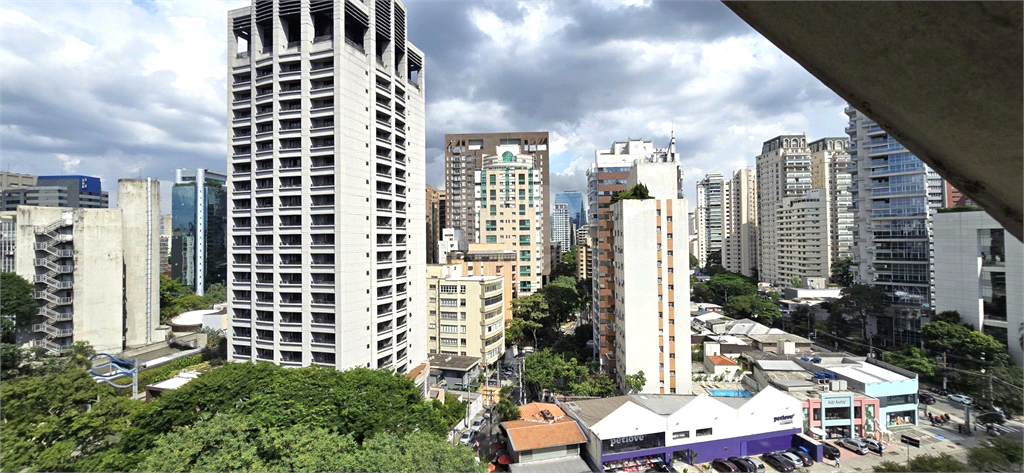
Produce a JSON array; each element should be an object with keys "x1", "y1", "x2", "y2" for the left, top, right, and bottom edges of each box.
[{"x1": 724, "y1": 1, "x2": 1023, "y2": 241}]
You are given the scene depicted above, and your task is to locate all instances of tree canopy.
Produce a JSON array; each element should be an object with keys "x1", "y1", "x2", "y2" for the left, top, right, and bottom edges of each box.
[
  {"x1": 882, "y1": 347, "x2": 936, "y2": 377},
  {"x1": 609, "y1": 183, "x2": 652, "y2": 204},
  {"x1": 1, "y1": 272, "x2": 37, "y2": 339},
  {"x1": 834, "y1": 284, "x2": 888, "y2": 343},
  {"x1": 921, "y1": 321, "x2": 1009, "y2": 368},
  {"x1": 829, "y1": 257, "x2": 854, "y2": 287},
  {"x1": 522, "y1": 349, "x2": 587, "y2": 397},
  {"x1": 725, "y1": 294, "x2": 782, "y2": 324}
]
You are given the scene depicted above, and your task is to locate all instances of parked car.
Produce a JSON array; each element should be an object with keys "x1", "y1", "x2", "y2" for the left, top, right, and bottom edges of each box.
[
  {"x1": 470, "y1": 418, "x2": 485, "y2": 433},
  {"x1": 836, "y1": 438, "x2": 868, "y2": 455},
  {"x1": 742, "y1": 456, "x2": 765, "y2": 471},
  {"x1": 459, "y1": 430, "x2": 473, "y2": 445},
  {"x1": 778, "y1": 451, "x2": 805, "y2": 468},
  {"x1": 861, "y1": 438, "x2": 886, "y2": 454},
  {"x1": 786, "y1": 448, "x2": 814, "y2": 466},
  {"x1": 821, "y1": 442, "x2": 841, "y2": 460},
  {"x1": 948, "y1": 393, "x2": 973, "y2": 405},
  {"x1": 727, "y1": 456, "x2": 758, "y2": 473},
  {"x1": 919, "y1": 392, "x2": 936, "y2": 404},
  {"x1": 759, "y1": 453, "x2": 794, "y2": 472},
  {"x1": 711, "y1": 458, "x2": 739, "y2": 473}
]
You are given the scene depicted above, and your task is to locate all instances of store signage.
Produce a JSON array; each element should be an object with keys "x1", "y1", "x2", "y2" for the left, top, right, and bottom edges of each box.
[
  {"x1": 774, "y1": 414, "x2": 795, "y2": 425},
  {"x1": 824, "y1": 398, "x2": 850, "y2": 407},
  {"x1": 609, "y1": 435, "x2": 645, "y2": 448}
]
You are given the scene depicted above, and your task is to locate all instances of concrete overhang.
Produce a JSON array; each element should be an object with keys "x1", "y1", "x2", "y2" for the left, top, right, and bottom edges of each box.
[{"x1": 724, "y1": 1, "x2": 1023, "y2": 241}]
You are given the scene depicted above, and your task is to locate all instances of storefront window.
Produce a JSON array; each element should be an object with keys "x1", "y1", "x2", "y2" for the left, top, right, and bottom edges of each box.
[
  {"x1": 825, "y1": 407, "x2": 850, "y2": 420},
  {"x1": 696, "y1": 428, "x2": 713, "y2": 437},
  {"x1": 812, "y1": 409, "x2": 821, "y2": 421},
  {"x1": 886, "y1": 394, "x2": 914, "y2": 405},
  {"x1": 672, "y1": 431, "x2": 689, "y2": 439},
  {"x1": 887, "y1": 410, "x2": 915, "y2": 426},
  {"x1": 825, "y1": 425, "x2": 850, "y2": 439},
  {"x1": 854, "y1": 406, "x2": 862, "y2": 419},
  {"x1": 603, "y1": 454, "x2": 666, "y2": 472}
]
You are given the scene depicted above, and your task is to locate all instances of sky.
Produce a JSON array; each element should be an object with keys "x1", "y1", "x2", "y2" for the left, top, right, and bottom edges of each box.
[{"x1": 0, "y1": 0, "x2": 850, "y2": 213}]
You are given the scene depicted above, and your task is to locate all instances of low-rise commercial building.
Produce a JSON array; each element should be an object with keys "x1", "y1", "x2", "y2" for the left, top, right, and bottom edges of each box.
[
  {"x1": 500, "y1": 402, "x2": 588, "y2": 468},
  {"x1": 560, "y1": 387, "x2": 803, "y2": 472}
]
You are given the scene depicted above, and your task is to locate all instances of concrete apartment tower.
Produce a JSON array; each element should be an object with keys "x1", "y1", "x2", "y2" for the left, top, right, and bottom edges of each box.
[
  {"x1": 425, "y1": 185, "x2": 442, "y2": 264},
  {"x1": 755, "y1": 135, "x2": 814, "y2": 286},
  {"x1": 473, "y1": 147, "x2": 546, "y2": 296},
  {"x1": 552, "y1": 202, "x2": 571, "y2": 251},
  {"x1": 809, "y1": 137, "x2": 854, "y2": 264},
  {"x1": 846, "y1": 106, "x2": 943, "y2": 347},
  {"x1": 722, "y1": 168, "x2": 757, "y2": 278},
  {"x1": 444, "y1": 132, "x2": 551, "y2": 276},
  {"x1": 933, "y1": 209, "x2": 1023, "y2": 366},
  {"x1": 695, "y1": 173, "x2": 724, "y2": 269},
  {"x1": 171, "y1": 168, "x2": 228, "y2": 295},
  {"x1": 611, "y1": 158, "x2": 691, "y2": 394},
  {"x1": 7, "y1": 179, "x2": 160, "y2": 354},
  {"x1": 226, "y1": 0, "x2": 427, "y2": 372},
  {"x1": 589, "y1": 135, "x2": 680, "y2": 374},
  {"x1": 776, "y1": 188, "x2": 831, "y2": 284}
]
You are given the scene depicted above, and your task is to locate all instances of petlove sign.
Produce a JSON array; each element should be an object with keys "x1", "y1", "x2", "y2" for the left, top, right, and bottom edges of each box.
[{"x1": 774, "y1": 414, "x2": 795, "y2": 425}]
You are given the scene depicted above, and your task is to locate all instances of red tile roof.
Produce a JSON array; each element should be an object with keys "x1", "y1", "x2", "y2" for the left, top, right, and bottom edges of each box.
[{"x1": 707, "y1": 355, "x2": 739, "y2": 366}]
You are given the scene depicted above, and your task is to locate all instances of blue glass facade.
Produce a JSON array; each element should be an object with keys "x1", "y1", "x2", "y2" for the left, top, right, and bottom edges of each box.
[
  {"x1": 171, "y1": 170, "x2": 227, "y2": 295},
  {"x1": 556, "y1": 191, "x2": 586, "y2": 229}
]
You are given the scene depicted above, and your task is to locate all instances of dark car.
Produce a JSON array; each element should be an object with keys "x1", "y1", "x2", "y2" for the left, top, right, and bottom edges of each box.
[
  {"x1": 919, "y1": 392, "x2": 936, "y2": 404},
  {"x1": 786, "y1": 448, "x2": 814, "y2": 467},
  {"x1": 728, "y1": 456, "x2": 758, "y2": 473},
  {"x1": 759, "y1": 453, "x2": 794, "y2": 472},
  {"x1": 711, "y1": 458, "x2": 739, "y2": 473},
  {"x1": 822, "y1": 442, "x2": 841, "y2": 460}
]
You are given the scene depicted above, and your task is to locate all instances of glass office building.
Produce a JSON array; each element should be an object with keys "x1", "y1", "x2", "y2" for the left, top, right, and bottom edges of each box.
[{"x1": 171, "y1": 168, "x2": 227, "y2": 295}]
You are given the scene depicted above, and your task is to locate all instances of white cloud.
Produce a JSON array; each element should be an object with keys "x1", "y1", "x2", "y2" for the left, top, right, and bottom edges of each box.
[{"x1": 55, "y1": 153, "x2": 82, "y2": 172}]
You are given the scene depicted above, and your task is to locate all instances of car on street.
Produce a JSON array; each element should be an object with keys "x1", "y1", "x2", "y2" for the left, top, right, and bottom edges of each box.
[
  {"x1": 836, "y1": 438, "x2": 868, "y2": 455},
  {"x1": 742, "y1": 456, "x2": 765, "y2": 471},
  {"x1": 786, "y1": 448, "x2": 814, "y2": 466},
  {"x1": 948, "y1": 393, "x2": 973, "y2": 405},
  {"x1": 861, "y1": 438, "x2": 885, "y2": 454},
  {"x1": 759, "y1": 453, "x2": 794, "y2": 472},
  {"x1": 919, "y1": 392, "x2": 936, "y2": 404},
  {"x1": 470, "y1": 418, "x2": 485, "y2": 433},
  {"x1": 778, "y1": 451, "x2": 805, "y2": 468},
  {"x1": 459, "y1": 430, "x2": 473, "y2": 445},
  {"x1": 821, "y1": 442, "x2": 841, "y2": 460},
  {"x1": 728, "y1": 456, "x2": 758, "y2": 473},
  {"x1": 711, "y1": 458, "x2": 740, "y2": 472}
]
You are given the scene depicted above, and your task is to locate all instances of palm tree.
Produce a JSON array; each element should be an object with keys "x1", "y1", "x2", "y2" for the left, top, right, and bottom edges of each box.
[{"x1": 66, "y1": 341, "x2": 96, "y2": 369}]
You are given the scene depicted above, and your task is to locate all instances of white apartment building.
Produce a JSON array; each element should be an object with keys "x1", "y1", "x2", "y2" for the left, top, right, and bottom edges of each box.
[
  {"x1": 776, "y1": 189, "x2": 830, "y2": 284},
  {"x1": 933, "y1": 209, "x2": 1023, "y2": 366},
  {"x1": 809, "y1": 137, "x2": 854, "y2": 264},
  {"x1": 426, "y1": 264, "x2": 505, "y2": 366},
  {"x1": 6, "y1": 179, "x2": 161, "y2": 355},
  {"x1": 473, "y1": 147, "x2": 545, "y2": 296},
  {"x1": 695, "y1": 173, "x2": 724, "y2": 269},
  {"x1": 756, "y1": 135, "x2": 813, "y2": 286},
  {"x1": 611, "y1": 159, "x2": 691, "y2": 394},
  {"x1": 226, "y1": 0, "x2": 427, "y2": 372},
  {"x1": 722, "y1": 168, "x2": 757, "y2": 278},
  {"x1": 846, "y1": 106, "x2": 943, "y2": 346},
  {"x1": 438, "y1": 227, "x2": 467, "y2": 262},
  {"x1": 552, "y1": 202, "x2": 571, "y2": 251}
]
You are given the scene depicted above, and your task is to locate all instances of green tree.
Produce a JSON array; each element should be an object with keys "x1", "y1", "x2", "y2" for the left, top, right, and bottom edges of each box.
[
  {"x1": 835, "y1": 284, "x2": 888, "y2": 344},
  {"x1": 160, "y1": 276, "x2": 210, "y2": 323},
  {"x1": 522, "y1": 349, "x2": 586, "y2": 395},
  {"x1": 705, "y1": 272, "x2": 758, "y2": 306},
  {"x1": 691, "y1": 281, "x2": 715, "y2": 303},
  {"x1": 829, "y1": 257, "x2": 854, "y2": 287},
  {"x1": 610, "y1": 183, "x2": 652, "y2": 204},
  {"x1": 432, "y1": 393, "x2": 467, "y2": 428},
  {"x1": 705, "y1": 251, "x2": 722, "y2": 268},
  {"x1": 689, "y1": 253, "x2": 699, "y2": 268},
  {"x1": 571, "y1": 375, "x2": 617, "y2": 397},
  {"x1": 921, "y1": 321, "x2": 1009, "y2": 368},
  {"x1": 511, "y1": 292, "x2": 549, "y2": 348},
  {"x1": 544, "y1": 275, "x2": 581, "y2": 326},
  {"x1": 725, "y1": 294, "x2": 782, "y2": 324},
  {"x1": 624, "y1": 371, "x2": 646, "y2": 393},
  {"x1": 875, "y1": 453, "x2": 968, "y2": 472},
  {"x1": 966, "y1": 437, "x2": 1023, "y2": 472},
  {"x1": 1, "y1": 272, "x2": 37, "y2": 338},
  {"x1": 788, "y1": 305, "x2": 817, "y2": 338},
  {"x1": 882, "y1": 347, "x2": 936, "y2": 377},
  {"x1": 932, "y1": 310, "x2": 963, "y2": 325},
  {"x1": 202, "y1": 283, "x2": 227, "y2": 305},
  {"x1": 552, "y1": 323, "x2": 593, "y2": 363}
]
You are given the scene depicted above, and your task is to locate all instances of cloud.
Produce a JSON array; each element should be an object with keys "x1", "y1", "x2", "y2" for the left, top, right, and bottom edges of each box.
[{"x1": 55, "y1": 153, "x2": 82, "y2": 173}]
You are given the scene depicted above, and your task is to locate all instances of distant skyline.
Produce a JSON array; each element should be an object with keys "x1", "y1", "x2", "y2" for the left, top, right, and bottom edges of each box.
[{"x1": 1, "y1": 0, "x2": 849, "y2": 213}]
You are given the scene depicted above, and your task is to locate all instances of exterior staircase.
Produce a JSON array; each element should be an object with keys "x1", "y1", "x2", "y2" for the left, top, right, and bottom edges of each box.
[{"x1": 31, "y1": 214, "x2": 75, "y2": 355}]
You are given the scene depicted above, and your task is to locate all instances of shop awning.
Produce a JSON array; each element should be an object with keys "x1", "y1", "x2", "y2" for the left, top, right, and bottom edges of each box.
[{"x1": 809, "y1": 427, "x2": 827, "y2": 437}]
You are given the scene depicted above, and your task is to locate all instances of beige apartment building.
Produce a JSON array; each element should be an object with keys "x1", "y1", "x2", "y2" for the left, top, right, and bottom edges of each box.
[
  {"x1": 810, "y1": 137, "x2": 853, "y2": 263},
  {"x1": 448, "y1": 243, "x2": 516, "y2": 321},
  {"x1": 722, "y1": 168, "x2": 758, "y2": 278},
  {"x1": 776, "y1": 189, "x2": 831, "y2": 284},
  {"x1": 756, "y1": 135, "x2": 813, "y2": 286},
  {"x1": 426, "y1": 264, "x2": 505, "y2": 366},
  {"x1": 474, "y1": 147, "x2": 546, "y2": 296}
]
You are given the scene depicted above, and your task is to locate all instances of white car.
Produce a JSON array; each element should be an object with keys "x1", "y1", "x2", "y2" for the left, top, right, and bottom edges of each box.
[
  {"x1": 948, "y1": 393, "x2": 973, "y2": 405},
  {"x1": 470, "y1": 418, "x2": 485, "y2": 433},
  {"x1": 459, "y1": 430, "x2": 473, "y2": 445}
]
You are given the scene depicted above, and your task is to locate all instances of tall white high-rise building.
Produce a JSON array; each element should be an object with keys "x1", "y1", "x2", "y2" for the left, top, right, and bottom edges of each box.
[
  {"x1": 552, "y1": 202, "x2": 571, "y2": 251},
  {"x1": 756, "y1": 135, "x2": 813, "y2": 286},
  {"x1": 695, "y1": 173, "x2": 724, "y2": 269},
  {"x1": 846, "y1": 106, "x2": 943, "y2": 346},
  {"x1": 776, "y1": 189, "x2": 830, "y2": 284},
  {"x1": 611, "y1": 159, "x2": 691, "y2": 394},
  {"x1": 809, "y1": 137, "x2": 854, "y2": 265},
  {"x1": 226, "y1": 0, "x2": 426, "y2": 372},
  {"x1": 722, "y1": 168, "x2": 758, "y2": 278}
]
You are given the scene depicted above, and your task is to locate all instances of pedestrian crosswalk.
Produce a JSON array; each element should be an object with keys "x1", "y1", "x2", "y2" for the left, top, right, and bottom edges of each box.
[{"x1": 989, "y1": 423, "x2": 1021, "y2": 434}]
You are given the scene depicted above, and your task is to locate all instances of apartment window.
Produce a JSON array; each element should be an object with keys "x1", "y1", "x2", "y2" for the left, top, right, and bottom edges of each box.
[{"x1": 440, "y1": 324, "x2": 457, "y2": 333}]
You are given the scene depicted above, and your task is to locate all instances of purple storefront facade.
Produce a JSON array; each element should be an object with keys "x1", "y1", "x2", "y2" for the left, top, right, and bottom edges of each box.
[{"x1": 595, "y1": 429, "x2": 801, "y2": 472}]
